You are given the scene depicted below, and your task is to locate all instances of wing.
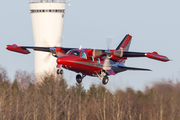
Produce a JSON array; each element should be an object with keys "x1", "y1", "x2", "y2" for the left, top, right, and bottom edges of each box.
[
  {"x1": 92, "y1": 49, "x2": 170, "y2": 62},
  {"x1": 114, "y1": 51, "x2": 170, "y2": 62},
  {"x1": 6, "y1": 44, "x2": 76, "y2": 57}
]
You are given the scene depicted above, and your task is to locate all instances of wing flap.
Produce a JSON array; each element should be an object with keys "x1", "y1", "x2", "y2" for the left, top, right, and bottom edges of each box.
[
  {"x1": 119, "y1": 65, "x2": 151, "y2": 71},
  {"x1": 106, "y1": 69, "x2": 115, "y2": 75}
]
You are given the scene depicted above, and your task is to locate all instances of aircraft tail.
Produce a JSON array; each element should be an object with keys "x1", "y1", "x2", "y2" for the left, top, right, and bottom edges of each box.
[
  {"x1": 116, "y1": 34, "x2": 132, "y2": 51},
  {"x1": 116, "y1": 34, "x2": 132, "y2": 64}
]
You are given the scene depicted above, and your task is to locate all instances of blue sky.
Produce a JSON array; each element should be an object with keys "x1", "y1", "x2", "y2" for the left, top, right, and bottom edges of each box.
[{"x1": 1, "y1": 0, "x2": 180, "y2": 91}]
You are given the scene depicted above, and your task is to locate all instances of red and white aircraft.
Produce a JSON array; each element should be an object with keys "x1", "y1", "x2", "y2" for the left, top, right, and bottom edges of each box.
[{"x1": 6, "y1": 34, "x2": 170, "y2": 85}]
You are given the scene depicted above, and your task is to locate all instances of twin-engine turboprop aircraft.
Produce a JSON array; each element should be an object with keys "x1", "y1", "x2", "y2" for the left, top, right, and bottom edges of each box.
[{"x1": 6, "y1": 34, "x2": 170, "y2": 85}]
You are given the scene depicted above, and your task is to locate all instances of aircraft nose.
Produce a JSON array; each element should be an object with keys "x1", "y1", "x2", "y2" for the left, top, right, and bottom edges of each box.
[
  {"x1": 57, "y1": 57, "x2": 65, "y2": 64},
  {"x1": 56, "y1": 56, "x2": 69, "y2": 65},
  {"x1": 57, "y1": 58, "x2": 61, "y2": 64}
]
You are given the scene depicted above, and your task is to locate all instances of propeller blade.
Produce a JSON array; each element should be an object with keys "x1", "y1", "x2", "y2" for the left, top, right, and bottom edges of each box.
[
  {"x1": 103, "y1": 57, "x2": 111, "y2": 70},
  {"x1": 113, "y1": 50, "x2": 124, "y2": 57},
  {"x1": 106, "y1": 36, "x2": 113, "y2": 50},
  {"x1": 93, "y1": 49, "x2": 105, "y2": 57},
  {"x1": 43, "y1": 53, "x2": 52, "y2": 64}
]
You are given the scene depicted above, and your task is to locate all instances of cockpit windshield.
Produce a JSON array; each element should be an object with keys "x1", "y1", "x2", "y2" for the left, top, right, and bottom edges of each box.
[
  {"x1": 66, "y1": 50, "x2": 71, "y2": 55},
  {"x1": 70, "y1": 50, "x2": 80, "y2": 56}
]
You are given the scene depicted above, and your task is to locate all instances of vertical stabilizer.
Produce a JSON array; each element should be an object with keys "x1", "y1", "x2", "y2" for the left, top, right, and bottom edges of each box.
[
  {"x1": 116, "y1": 34, "x2": 132, "y2": 64},
  {"x1": 116, "y1": 34, "x2": 132, "y2": 51}
]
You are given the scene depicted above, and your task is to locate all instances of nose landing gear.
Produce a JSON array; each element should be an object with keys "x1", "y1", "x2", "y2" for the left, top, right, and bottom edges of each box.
[
  {"x1": 76, "y1": 74, "x2": 82, "y2": 83},
  {"x1": 102, "y1": 75, "x2": 109, "y2": 85},
  {"x1": 57, "y1": 69, "x2": 63, "y2": 75},
  {"x1": 76, "y1": 74, "x2": 86, "y2": 84}
]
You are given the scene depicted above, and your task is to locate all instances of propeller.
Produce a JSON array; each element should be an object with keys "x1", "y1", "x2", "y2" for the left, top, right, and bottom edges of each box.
[
  {"x1": 93, "y1": 36, "x2": 113, "y2": 58},
  {"x1": 106, "y1": 36, "x2": 113, "y2": 50},
  {"x1": 113, "y1": 48, "x2": 124, "y2": 57},
  {"x1": 103, "y1": 56, "x2": 111, "y2": 70},
  {"x1": 41, "y1": 39, "x2": 57, "y2": 64},
  {"x1": 102, "y1": 36, "x2": 113, "y2": 71},
  {"x1": 43, "y1": 47, "x2": 57, "y2": 64},
  {"x1": 43, "y1": 53, "x2": 52, "y2": 64}
]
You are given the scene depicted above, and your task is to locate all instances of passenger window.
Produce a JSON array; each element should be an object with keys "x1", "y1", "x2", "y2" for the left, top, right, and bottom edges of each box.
[
  {"x1": 90, "y1": 56, "x2": 94, "y2": 61},
  {"x1": 81, "y1": 52, "x2": 87, "y2": 59},
  {"x1": 96, "y1": 58, "x2": 100, "y2": 63},
  {"x1": 71, "y1": 51, "x2": 80, "y2": 56}
]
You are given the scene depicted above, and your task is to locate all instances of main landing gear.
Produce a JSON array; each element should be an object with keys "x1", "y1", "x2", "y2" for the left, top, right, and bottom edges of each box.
[
  {"x1": 57, "y1": 69, "x2": 63, "y2": 75},
  {"x1": 76, "y1": 74, "x2": 86, "y2": 84},
  {"x1": 97, "y1": 70, "x2": 109, "y2": 85},
  {"x1": 102, "y1": 75, "x2": 109, "y2": 85}
]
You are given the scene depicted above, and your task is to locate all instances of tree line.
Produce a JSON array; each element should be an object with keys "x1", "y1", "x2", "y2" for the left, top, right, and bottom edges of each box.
[{"x1": 0, "y1": 66, "x2": 180, "y2": 120}]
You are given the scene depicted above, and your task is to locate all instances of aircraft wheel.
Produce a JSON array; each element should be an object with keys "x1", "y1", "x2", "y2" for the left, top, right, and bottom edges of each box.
[
  {"x1": 76, "y1": 74, "x2": 82, "y2": 83},
  {"x1": 57, "y1": 69, "x2": 63, "y2": 75},
  {"x1": 102, "y1": 76, "x2": 109, "y2": 85}
]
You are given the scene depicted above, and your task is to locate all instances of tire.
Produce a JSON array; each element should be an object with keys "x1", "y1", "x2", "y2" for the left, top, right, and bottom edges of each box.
[
  {"x1": 102, "y1": 76, "x2": 109, "y2": 85},
  {"x1": 60, "y1": 70, "x2": 63, "y2": 75},
  {"x1": 76, "y1": 74, "x2": 82, "y2": 83},
  {"x1": 57, "y1": 69, "x2": 63, "y2": 75},
  {"x1": 57, "y1": 69, "x2": 60, "y2": 75}
]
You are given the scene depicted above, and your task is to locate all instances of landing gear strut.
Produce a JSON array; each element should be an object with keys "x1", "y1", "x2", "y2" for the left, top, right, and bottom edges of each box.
[
  {"x1": 76, "y1": 74, "x2": 86, "y2": 84},
  {"x1": 57, "y1": 69, "x2": 63, "y2": 75},
  {"x1": 97, "y1": 70, "x2": 109, "y2": 85}
]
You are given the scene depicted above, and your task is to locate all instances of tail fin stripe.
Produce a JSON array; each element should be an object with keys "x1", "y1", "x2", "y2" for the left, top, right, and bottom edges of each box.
[{"x1": 116, "y1": 34, "x2": 132, "y2": 51}]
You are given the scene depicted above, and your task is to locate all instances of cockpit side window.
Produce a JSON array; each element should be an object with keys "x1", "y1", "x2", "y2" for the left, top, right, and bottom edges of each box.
[
  {"x1": 71, "y1": 50, "x2": 80, "y2": 56},
  {"x1": 81, "y1": 52, "x2": 87, "y2": 59}
]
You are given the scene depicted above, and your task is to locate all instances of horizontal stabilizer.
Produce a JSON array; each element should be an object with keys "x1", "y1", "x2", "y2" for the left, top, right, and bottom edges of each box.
[{"x1": 119, "y1": 66, "x2": 151, "y2": 71}]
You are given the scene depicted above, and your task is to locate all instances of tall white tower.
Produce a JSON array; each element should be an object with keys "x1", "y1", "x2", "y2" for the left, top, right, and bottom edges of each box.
[{"x1": 29, "y1": 0, "x2": 66, "y2": 75}]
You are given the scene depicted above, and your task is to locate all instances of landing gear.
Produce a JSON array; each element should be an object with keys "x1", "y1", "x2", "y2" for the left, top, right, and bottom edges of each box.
[
  {"x1": 57, "y1": 69, "x2": 63, "y2": 75},
  {"x1": 97, "y1": 70, "x2": 109, "y2": 85},
  {"x1": 76, "y1": 74, "x2": 86, "y2": 84},
  {"x1": 102, "y1": 75, "x2": 109, "y2": 85},
  {"x1": 76, "y1": 74, "x2": 82, "y2": 83}
]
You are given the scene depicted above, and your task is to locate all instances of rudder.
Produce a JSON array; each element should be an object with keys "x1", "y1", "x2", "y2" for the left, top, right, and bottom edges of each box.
[
  {"x1": 116, "y1": 34, "x2": 132, "y2": 51},
  {"x1": 116, "y1": 34, "x2": 132, "y2": 64}
]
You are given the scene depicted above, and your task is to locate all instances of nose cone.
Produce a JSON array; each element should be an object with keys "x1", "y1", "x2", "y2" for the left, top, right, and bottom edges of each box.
[
  {"x1": 57, "y1": 55, "x2": 70, "y2": 65},
  {"x1": 57, "y1": 58, "x2": 61, "y2": 64}
]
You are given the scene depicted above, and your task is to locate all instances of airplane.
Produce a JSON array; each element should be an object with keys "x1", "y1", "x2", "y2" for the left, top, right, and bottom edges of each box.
[{"x1": 6, "y1": 34, "x2": 170, "y2": 85}]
